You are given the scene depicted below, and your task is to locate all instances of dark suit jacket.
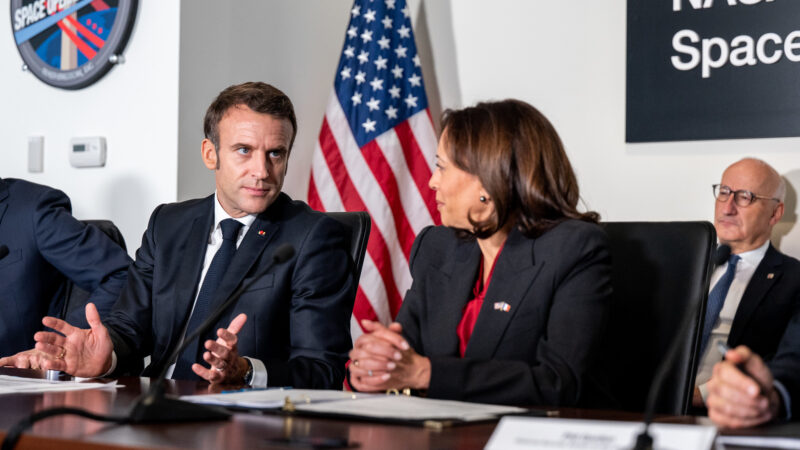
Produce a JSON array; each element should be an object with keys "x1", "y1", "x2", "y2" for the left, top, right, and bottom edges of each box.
[
  {"x1": 726, "y1": 244, "x2": 800, "y2": 362},
  {"x1": 768, "y1": 309, "x2": 800, "y2": 419},
  {"x1": 395, "y1": 220, "x2": 613, "y2": 406},
  {"x1": 0, "y1": 178, "x2": 131, "y2": 356},
  {"x1": 721, "y1": 244, "x2": 800, "y2": 419},
  {"x1": 104, "y1": 193, "x2": 355, "y2": 388}
]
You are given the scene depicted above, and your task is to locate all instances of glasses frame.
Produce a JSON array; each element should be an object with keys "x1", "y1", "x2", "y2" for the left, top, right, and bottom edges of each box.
[{"x1": 712, "y1": 184, "x2": 781, "y2": 208}]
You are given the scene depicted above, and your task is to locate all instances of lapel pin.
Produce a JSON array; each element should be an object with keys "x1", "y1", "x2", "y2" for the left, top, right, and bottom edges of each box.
[
  {"x1": 767, "y1": 273, "x2": 774, "y2": 279},
  {"x1": 258, "y1": 230, "x2": 266, "y2": 236},
  {"x1": 493, "y1": 301, "x2": 511, "y2": 312}
]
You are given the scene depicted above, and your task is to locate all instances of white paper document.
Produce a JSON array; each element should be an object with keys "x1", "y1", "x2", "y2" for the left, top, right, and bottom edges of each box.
[
  {"x1": 294, "y1": 395, "x2": 526, "y2": 422},
  {"x1": 181, "y1": 388, "x2": 366, "y2": 409},
  {"x1": 181, "y1": 388, "x2": 526, "y2": 422},
  {"x1": 0, "y1": 374, "x2": 118, "y2": 394},
  {"x1": 485, "y1": 417, "x2": 717, "y2": 450}
]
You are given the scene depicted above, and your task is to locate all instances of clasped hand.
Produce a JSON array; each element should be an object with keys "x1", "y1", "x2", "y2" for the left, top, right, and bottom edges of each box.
[
  {"x1": 0, "y1": 304, "x2": 249, "y2": 385},
  {"x1": 706, "y1": 345, "x2": 782, "y2": 428},
  {"x1": 348, "y1": 320, "x2": 430, "y2": 392}
]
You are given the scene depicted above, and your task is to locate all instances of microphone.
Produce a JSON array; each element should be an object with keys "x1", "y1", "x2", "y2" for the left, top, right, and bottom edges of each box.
[
  {"x1": 0, "y1": 245, "x2": 9, "y2": 261},
  {"x1": 129, "y1": 243, "x2": 295, "y2": 423},
  {"x1": 632, "y1": 243, "x2": 731, "y2": 450}
]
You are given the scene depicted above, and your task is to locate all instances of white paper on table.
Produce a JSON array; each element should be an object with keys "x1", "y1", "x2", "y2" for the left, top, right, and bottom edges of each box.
[
  {"x1": 485, "y1": 416, "x2": 717, "y2": 450},
  {"x1": 0, "y1": 375, "x2": 119, "y2": 394},
  {"x1": 181, "y1": 389, "x2": 525, "y2": 422},
  {"x1": 180, "y1": 388, "x2": 369, "y2": 409},
  {"x1": 716, "y1": 435, "x2": 800, "y2": 449},
  {"x1": 294, "y1": 395, "x2": 527, "y2": 422}
]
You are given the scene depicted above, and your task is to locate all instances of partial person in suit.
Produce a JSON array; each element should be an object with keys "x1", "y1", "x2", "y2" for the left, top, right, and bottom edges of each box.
[
  {"x1": 692, "y1": 158, "x2": 800, "y2": 414},
  {"x1": 0, "y1": 82, "x2": 355, "y2": 388},
  {"x1": 0, "y1": 178, "x2": 130, "y2": 358},
  {"x1": 347, "y1": 99, "x2": 612, "y2": 406},
  {"x1": 698, "y1": 159, "x2": 800, "y2": 428}
]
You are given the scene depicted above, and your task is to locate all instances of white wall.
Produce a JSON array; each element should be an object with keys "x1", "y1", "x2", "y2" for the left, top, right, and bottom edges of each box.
[{"x1": 0, "y1": 2, "x2": 181, "y2": 253}]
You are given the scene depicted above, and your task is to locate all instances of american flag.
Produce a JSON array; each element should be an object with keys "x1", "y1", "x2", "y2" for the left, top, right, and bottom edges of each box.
[{"x1": 308, "y1": 0, "x2": 440, "y2": 338}]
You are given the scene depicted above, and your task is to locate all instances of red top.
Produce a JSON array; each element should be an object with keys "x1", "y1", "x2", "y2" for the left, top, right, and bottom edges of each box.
[{"x1": 456, "y1": 245, "x2": 504, "y2": 357}]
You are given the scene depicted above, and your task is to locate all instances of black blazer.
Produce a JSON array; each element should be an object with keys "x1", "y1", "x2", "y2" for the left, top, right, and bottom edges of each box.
[
  {"x1": 105, "y1": 193, "x2": 355, "y2": 388},
  {"x1": 0, "y1": 178, "x2": 130, "y2": 356},
  {"x1": 727, "y1": 244, "x2": 800, "y2": 362},
  {"x1": 396, "y1": 220, "x2": 613, "y2": 406}
]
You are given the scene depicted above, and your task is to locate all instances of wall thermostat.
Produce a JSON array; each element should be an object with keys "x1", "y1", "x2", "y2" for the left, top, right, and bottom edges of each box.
[{"x1": 69, "y1": 137, "x2": 106, "y2": 168}]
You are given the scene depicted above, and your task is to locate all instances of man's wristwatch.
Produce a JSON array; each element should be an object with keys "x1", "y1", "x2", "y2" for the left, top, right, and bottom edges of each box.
[{"x1": 243, "y1": 358, "x2": 254, "y2": 385}]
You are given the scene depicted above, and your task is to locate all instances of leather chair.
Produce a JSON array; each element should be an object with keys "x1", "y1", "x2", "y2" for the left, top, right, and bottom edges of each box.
[
  {"x1": 324, "y1": 211, "x2": 371, "y2": 291},
  {"x1": 599, "y1": 221, "x2": 716, "y2": 415},
  {"x1": 61, "y1": 220, "x2": 127, "y2": 320}
]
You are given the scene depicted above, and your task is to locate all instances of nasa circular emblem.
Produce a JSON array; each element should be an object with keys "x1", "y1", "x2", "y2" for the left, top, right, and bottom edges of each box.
[{"x1": 10, "y1": 0, "x2": 138, "y2": 90}]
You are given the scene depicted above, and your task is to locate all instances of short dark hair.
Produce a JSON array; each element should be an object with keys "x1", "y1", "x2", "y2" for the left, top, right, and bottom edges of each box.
[
  {"x1": 441, "y1": 99, "x2": 599, "y2": 239},
  {"x1": 203, "y1": 82, "x2": 297, "y2": 152}
]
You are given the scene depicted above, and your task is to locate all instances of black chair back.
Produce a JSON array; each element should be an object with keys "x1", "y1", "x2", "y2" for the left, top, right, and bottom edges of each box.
[
  {"x1": 61, "y1": 220, "x2": 127, "y2": 320},
  {"x1": 324, "y1": 211, "x2": 371, "y2": 289},
  {"x1": 600, "y1": 221, "x2": 716, "y2": 415}
]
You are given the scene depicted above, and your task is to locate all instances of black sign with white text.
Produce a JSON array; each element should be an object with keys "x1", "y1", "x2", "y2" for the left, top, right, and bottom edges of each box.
[{"x1": 627, "y1": 0, "x2": 800, "y2": 142}]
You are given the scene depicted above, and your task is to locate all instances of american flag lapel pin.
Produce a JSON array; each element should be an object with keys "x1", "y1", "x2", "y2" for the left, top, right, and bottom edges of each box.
[
  {"x1": 767, "y1": 273, "x2": 774, "y2": 279},
  {"x1": 493, "y1": 301, "x2": 511, "y2": 312},
  {"x1": 258, "y1": 230, "x2": 266, "y2": 236}
]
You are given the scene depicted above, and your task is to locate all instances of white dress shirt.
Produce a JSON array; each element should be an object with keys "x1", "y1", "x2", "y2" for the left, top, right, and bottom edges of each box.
[{"x1": 696, "y1": 240, "x2": 770, "y2": 395}]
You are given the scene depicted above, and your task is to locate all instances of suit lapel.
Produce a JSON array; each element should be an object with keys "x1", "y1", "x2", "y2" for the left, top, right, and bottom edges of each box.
[
  {"x1": 170, "y1": 197, "x2": 215, "y2": 335},
  {"x1": 728, "y1": 244, "x2": 782, "y2": 345},
  {"x1": 206, "y1": 196, "x2": 286, "y2": 319},
  {"x1": 428, "y1": 238, "x2": 481, "y2": 356},
  {"x1": 465, "y1": 229, "x2": 542, "y2": 358}
]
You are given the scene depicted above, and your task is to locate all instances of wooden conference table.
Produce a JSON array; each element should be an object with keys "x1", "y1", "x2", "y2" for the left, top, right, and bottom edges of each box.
[{"x1": 0, "y1": 368, "x2": 790, "y2": 449}]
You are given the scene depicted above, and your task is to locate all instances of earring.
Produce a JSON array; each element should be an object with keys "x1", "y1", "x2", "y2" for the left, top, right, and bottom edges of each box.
[{"x1": 479, "y1": 195, "x2": 487, "y2": 203}]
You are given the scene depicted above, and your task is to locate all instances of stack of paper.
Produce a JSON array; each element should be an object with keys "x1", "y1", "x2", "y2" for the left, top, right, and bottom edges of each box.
[{"x1": 0, "y1": 374, "x2": 117, "y2": 394}]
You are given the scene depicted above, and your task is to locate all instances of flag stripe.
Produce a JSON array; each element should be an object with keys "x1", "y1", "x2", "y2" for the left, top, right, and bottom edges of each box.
[
  {"x1": 324, "y1": 94, "x2": 413, "y2": 289},
  {"x1": 318, "y1": 118, "x2": 405, "y2": 317},
  {"x1": 394, "y1": 120, "x2": 440, "y2": 225},
  {"x1": 373, "y1": 127, "x2": 436, "y2": 234},
  {"x1": 311, "y1": 152, "x2": 391, "y2": 325},
  {"x1": 360, "y1": 140, "x2": 416, "y2": 257},
  {"x1": 307, "y1": 170, "x2": 323, "y2": 211}
]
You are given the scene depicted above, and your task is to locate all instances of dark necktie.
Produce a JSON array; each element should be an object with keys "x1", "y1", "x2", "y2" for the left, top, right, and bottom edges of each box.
[
  {"x1": 700, "y1": 254, "x2": 740, "y2": 356},
  {"x1": 173, "y1": 218, "x2": 243, "y2": 379}
]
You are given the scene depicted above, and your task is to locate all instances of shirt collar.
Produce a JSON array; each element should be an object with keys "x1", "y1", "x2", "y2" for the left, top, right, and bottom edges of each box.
[
  {"x1": 735, "y1": 239, "x2": 770, "y2": 268},
  {"x1": 213, "y1": 193, "x2": 257, "y2": 230}
]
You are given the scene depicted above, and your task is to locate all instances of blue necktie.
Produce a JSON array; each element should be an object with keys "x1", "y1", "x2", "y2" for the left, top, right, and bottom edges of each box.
[
  {"x1": 173, "y1": 219, "x2": 242, "y2": 379},
  {"x1": 700, "y1": 254, "x2": 740, "y2": 356}
]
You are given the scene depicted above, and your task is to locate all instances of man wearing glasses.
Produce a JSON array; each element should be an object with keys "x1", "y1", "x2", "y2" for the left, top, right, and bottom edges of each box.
[{"x1": 697, "y1": 158, "x2": 800, "y2": 428}]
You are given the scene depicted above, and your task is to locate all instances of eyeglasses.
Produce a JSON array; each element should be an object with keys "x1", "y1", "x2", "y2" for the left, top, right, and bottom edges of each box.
[{"x1": 712, "y1": 184, "x2": 780, "y2": 207}]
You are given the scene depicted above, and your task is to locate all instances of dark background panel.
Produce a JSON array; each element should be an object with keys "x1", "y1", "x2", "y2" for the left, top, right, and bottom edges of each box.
[{"x1": 627, "y1": 0, "x2": 800, "y2": 142}]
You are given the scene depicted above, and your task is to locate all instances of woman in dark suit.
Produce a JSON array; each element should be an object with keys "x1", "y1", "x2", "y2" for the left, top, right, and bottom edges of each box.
[{"x1": 348, "y1": 99, "x2": 612, "y2": 406}]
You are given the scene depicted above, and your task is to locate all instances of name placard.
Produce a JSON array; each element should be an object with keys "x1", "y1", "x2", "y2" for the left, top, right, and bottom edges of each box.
[{"x1": 485, "y1": 417, "x2": 716, "y2": 450}]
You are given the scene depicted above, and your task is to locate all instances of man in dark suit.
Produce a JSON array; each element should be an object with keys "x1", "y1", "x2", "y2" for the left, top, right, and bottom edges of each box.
[
  {"x1": 695, "y1": 158, "x2": 800, "y2": 427},
  {"x1": 0, "y1": 82, "x2": 355, "y2": 388},
  {"x1": 0, "y1": 178, "x2": 130, "y2": 357}
]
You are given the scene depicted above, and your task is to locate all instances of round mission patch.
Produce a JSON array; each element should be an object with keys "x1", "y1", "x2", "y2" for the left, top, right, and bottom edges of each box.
[{"x1": 10, "y1": 0, "x2": 137, "y2": 90}]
